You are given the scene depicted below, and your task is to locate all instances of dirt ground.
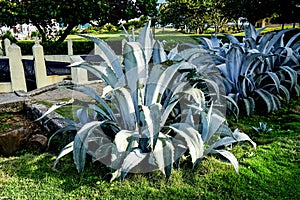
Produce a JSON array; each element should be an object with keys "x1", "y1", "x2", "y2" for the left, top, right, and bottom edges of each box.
[{"x1": 28, "y1": 82, "x2": 105, "y2": 104}]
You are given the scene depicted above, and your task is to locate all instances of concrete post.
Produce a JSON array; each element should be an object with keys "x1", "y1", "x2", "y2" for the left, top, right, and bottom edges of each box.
[
  {"x1": 8, "y1": 44, "x2": 27, "y2": 92},
  {"x1": 68, "y1": 39, "x2": 73, "y2": 55},
  {"x1": 70, "y1": 55, "x2": 88, "y2": 84},
  {"x1": 4, "y1": 38, "x2": 11, "y2": 56},
  {"x1": 32, "y1": 43, "x2": 50, "y2": 88},
  {"x1": 94, "y1": 42, "x2": 101, "y2": 55}
]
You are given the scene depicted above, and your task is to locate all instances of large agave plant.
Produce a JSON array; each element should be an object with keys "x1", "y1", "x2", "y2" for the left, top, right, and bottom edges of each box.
[
  {"x1": 39, "y1": 21, "x2": 256, "y2": 181},
  {"x1": 197, "y1": 23, "x2": 300, "y2": 115}
]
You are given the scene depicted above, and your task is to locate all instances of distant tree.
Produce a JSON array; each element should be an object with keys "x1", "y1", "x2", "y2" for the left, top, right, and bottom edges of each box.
[
  {"x1": 158, "y1": 0, "x2": 189, "y2": 29},
  {"x1": 159, "y1": 0, "x2": 219, "y2": 33},
  {"x1": 272, "y1": 0, "x2": 300, "y2": 29},
  {"x1": 205, "y1": 0, "x2": 228, "y2": 33},
  {"x1": 221, "y1": 0, "x2": 277, "y2": 25},
  {"x1": 0, "y1": 0, "x2": 157, "y2": 43}
]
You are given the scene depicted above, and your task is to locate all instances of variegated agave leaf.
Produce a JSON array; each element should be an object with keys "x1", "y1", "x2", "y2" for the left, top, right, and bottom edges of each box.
[
  {"x1": 78, "y1": 34, "x2": 125, "y2": 85},
  {"x1": 110, "y1": 130, "x2": 139, "y2": 175},
  {"x1": 152, "y1": 133, "x2": 175, "y2": 180},
  {"x1": 136, "y1": 20, "x2": 155, "y2": 64},
  {"x1": 69, "y1": 61, "x2": 120, "y2": 88},
  {"x1": 110, "y1": 87, "x2": 137, "y2": 131},
  {"x1": 205, "y1": 129, "x2": 256, "y2": 173},
  {"x1": 139, "y1": 104, "x2": 162, "y2": 152},
  {"x1": 123, "y1": 41, "x2": 148, "y2": 106},
  {"x1": 73, "y1": 121, "x2": 105, "y2": 172},
  {"x1": 153, "y1": 40, "x2": 167, "y2": 64},
  {"x1": 169, "y1": 123, "x2": 204, "y2": 167},
  {"x1": 145, "y1": 62, "x2": 184, "y2": 106}
]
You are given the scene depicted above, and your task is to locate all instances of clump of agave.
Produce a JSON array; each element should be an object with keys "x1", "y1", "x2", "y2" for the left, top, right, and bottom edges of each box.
[
  {"x1": 39, "y1": 21, "x2": 256, "y2": 181},
  {"x1": 198, "y1": 23, "x2": 300, "y2": 115}
]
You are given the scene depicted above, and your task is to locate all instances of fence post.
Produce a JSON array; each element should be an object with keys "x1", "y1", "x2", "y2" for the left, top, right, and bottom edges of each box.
[
  {"x1": 70, "y1": 55, "x2": 89, "y2": 84},
  {"x1": 4, "y1": 38, "x2": 11, "y2": 56},
  {"x1": 68, "y1": 39, "x2": 73, "y2": 56},
  {"x1": 8, "y1": 43, "x2": 27, "y2": 92},
  {"x1": 32, "y1": 41, "x2": 50, "y2": 88}
]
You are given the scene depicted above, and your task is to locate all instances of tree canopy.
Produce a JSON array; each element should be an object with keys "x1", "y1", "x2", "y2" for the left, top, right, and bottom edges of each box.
[
  {"x1": 158, "y1": 0, "x2": 227, "y2": 33},
  {"x1": 0, "y1": 0, "x2": 158, "y2": 43},
  {"x1": 272, "y1": 0, "x2": 300, "y2": 28},
  {"x1": 159, "y1": 0, "x2": 300, "y2": 33},
  {"x1": 220, "y1": 0, "x2": 277, "y2": 25}
]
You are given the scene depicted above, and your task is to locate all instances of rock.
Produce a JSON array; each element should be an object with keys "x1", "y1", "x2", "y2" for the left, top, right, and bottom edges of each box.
[
  {"x1": 0, "y1": 127, "x2": 32, "y2": 156},
  {"x1": 27, "y1": 134, "x2": 48, "y2": 151}
]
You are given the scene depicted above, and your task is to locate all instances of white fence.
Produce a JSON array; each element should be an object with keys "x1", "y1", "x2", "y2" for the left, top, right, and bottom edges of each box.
[{"x1": 0, "y1": 38, "x2": 98, "y2": 93}]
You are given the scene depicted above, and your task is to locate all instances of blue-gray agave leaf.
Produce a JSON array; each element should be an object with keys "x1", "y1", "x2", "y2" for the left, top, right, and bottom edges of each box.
[
  {"x1": 153, "y1": 40, "x2": 167, "y2": 64},
  {"x1": 53, "y1": 141, "x2": 74, "y2": 171},
  {"x1": 169, "y1": 123, "x2": 204, "y2": 166},
  {"x1": 111, "y1": 87, "x2": 137, "y2": 131},
  {"x1": 226, "y1": 44, "x2": 244, "y2": 85},
  {"x1": 139, "y1": 104, "x2": 162, "y2": 151},
  {"x1": 68, "y1": 86, "x2": 116, "y2": 121},
  {"x1": 153, "y1": 133, "x2": 175, "y2": 180},
  {"x1": 254, "y1": 88, "x2": 280, "y2": 113},
  {"x1": 211, "y1": 149, "x2": 239, "y2": 173},
  {"x1": 224, "y1": 34, "x2": 240, "y2": 45},
  {"x1": 136, "y1": 21, "x2": 154, "y2": 64},
  {"x1": 78, "y1": 34, "x2": 125, "y2": 85},
  {"x1": 123, "y1": 41, "x2": 148, "y2": 96},
  {"x1": 286, "y1": 32, "x2": 300, "y2": 50},
  {"x1": 120, "y1": 148, "x2": 147, "y2": 181},
  {"x1": 263, "y1": 29, "x2": 290, "y2": 54},
  {"x1": 69, "y1": 61, "x2": 120, "y2": 88},
  {"x1": 35, "y1": 98, "x2": 74, "y2": 122},
  {"x1": 244, "y1": 23, "x2": 267, "y2": 41},
  {"x1": 73, "y1": 121, "x2": 104, "y2": 172}
]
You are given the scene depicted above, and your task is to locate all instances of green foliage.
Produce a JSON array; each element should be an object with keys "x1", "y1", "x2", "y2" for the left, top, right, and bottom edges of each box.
[
  {"x1": 0, "y1": 0, "x2": 157, "y2": 43},
  {"x1": 82, "y1": 24, "x2": 119, "y2": 34},
  {"x1": 159, "y1": 0, "x2": 225, "y2": 33},
  {"x1": 0, "y1": 30, "x2": 17, "y2": 55},
  {"x1": 271, "y1": 0, "x2": 300, "y2": 26},
  {"x1": 0, "y1": 30, "x2": 17, "y2": 43},
  {"x1": 220, "y1": 0, "x2": 278, "y2": 25},
  {"x1": 38, "y1": 22, "x2": 255, "y2": 182},
  {"x1": 30, "y1": 31, "x2": 41, "y2": 38},
  {"x1": 16, "y1": 40, "x2": 94, "y2": 55}
]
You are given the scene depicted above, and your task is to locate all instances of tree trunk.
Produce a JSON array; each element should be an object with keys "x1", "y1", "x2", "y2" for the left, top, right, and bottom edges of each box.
[
  {"x1": 281, "y1": 23, "x2": 285, "y2": 30},
  {"x1": 34, "y1": 23, "x2": 47, "y2": 43},
  {"x1": 56, "y1": 24, "x2": 76, "y2": 44}
]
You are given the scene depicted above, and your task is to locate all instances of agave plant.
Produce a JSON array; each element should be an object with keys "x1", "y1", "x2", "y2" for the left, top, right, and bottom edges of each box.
[
  {"x1": 39, "y1": 21, "x2": 256, "y2": 182},
  {"x1": 197, "y1": 23, "x2": 300, "y2": 115},
  {"x1": 252, "y1": 122, "x2": 272, "y2": 135}
]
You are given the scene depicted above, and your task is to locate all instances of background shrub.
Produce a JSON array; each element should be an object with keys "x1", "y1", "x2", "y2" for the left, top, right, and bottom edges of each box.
[{"x1": 17, "y1": 40, "x2": 94, "y2": 55}]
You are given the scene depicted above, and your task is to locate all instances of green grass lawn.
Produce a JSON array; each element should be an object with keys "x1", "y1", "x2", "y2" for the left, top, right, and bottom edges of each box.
[
  {"x1": 0, "y1": 97, "x2": 299, "y2": 199},
  {"x1": 64, "y1": 25, "x2": 300, "y2": 53}
]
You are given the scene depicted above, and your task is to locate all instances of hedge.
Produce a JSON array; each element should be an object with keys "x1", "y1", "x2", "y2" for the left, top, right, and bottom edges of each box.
[{"x1": 17, "y1": 40, "x2": 94, "y2": 55}]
